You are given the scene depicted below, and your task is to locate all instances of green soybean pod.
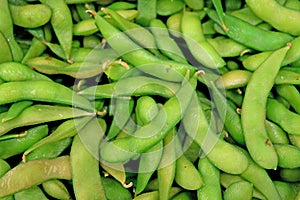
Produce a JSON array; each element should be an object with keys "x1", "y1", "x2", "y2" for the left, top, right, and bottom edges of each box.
[
  {"x1": 156, "y1": 0, "x2": 185, "y2": 16},
  {"x1": 0, "y1": 159, "x2": 13, "y2": 200},
  {"x1": 75, "y1": 3, "x2": 95, "y2": 20},
  {"x1": 135, "y1": 0, "x2": 156, "y2": 26},
  {"x1": 25, "y1": 138, "x2": 72, "y2": 161},
  {"x1": 0, "y1": 0, "x2": 23, "y2": 62},
  {"x1": 14, "y1": 186, "x2": 49, "y2": 200},
  {"x1": 273, "y1": 181, "x2": 299, "y2": 200},
  {"x1": 267, "y1": 98, "x2": 300, "y2": 136},
  {"x1": 265, "y1": 120, "x2": 289, "y2": 144},
  {"x1": 174, "y1": 136, "x2": 204, "y2": 190},
  {"x1": 280, "y1": 168, "x2": 300, "y2": 182},
  {"x1": 276, "y1": 84, "x2": 300, "y2": 114},
  {"x1": 275, "y1": 69, "x2": 300, "y2": 85},
  {"x1": 0, "y1": 61, "x2": 51, "y2": 82},
  {"x1": 101, "y1": 177, "x2": 132, "y2": 200},
  {"x1": 0, "y1": 156, "x2": 72, "y2": 198},
  {"x1": 210, "y1": 82, "x2": 245, "y2": 145},
  {"x1": 134, "y1": 187, "x2": 182, "y2": 200},
  {"x1": 9, "y1": 3, "x2": 51, "y2": 28},
  {"x1": 246, "y1": 0, "x2": 300, "y2": 36},
  {"x1": 220, "y1": 173, "x2": 266, "y2": 200},
  {"x1": 241, "y1": 44, "x2": 290, "y2": 169},
  {"x1": 149, "y1": 19, "x2": 188, "y2": 64},
  {"x1": 215, "y1": 69, "x2": 252, "y2": 90},
  {"x1": 0, "y1": 80, "x2": 94, "y2": 111},
  {"x1": 181, "y1": 11, "x2": 225, "y2": 69},
  {"x1": 197, "y1": 157, "x2": 222, "y2": 200},
  {"x1": 207, "y1": 36, "x2": 250, "y2": 57},
  {"x1": 0, "y1": 105, "x2": 93, "y2": 137},
  {"x1": 242, "y1": 51, "x2": 272, "y2": 71},
  {"x1": 289, "y1": 135, "x2": 300, "y2": 148},
  {"x1": 135, "y1": 96, "x2": 162, "y2": 195},
  {"x1": 223, "y1": 181, "x2": 253, "y2": 200},
  {"x1": 0, "y1": 125, "x2": 48, "y2": 159},
  {"x1": 157, "y1": 129, "x2": 176, "y2": 200},
  {"x1": 166, "y1": 12, "x2": 182, "y2": 37},
  {"x1": 185, "y1": 0, "x2": 204, "y2": 10},
  {"x1": 239, "y1": 148, "x2": 281, "y2": 200},
  {"x1": 71, "y1": 135, "x2": 106, "y2": 200},
  {"x1": 2, "y1": 100, "x2": 33, "y2": 122},
  {"x1": 40, "y1": 0, "x2": 73, "y2": 62},
  {"x1": 172, "y1": 191, "x2": 195, "y2": 200},
  {"x1": 183, "y1": 88, "x2": 248, "y2": 174},
  {"x1": 274, "y1": 144, "x2": 300, "y2": 168},
  {"x1": 230, "y1": 7, "x2": 262, "y2": 25},
  {"x1": 212, "y1": 0, "x2": 294, "y2": 51},
  {"x1": 0, "y1": 31, "x2": 12, "y2": 63}
]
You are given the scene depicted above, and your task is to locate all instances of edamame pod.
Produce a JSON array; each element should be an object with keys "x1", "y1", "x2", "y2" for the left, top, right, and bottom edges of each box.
[
  {"x1": 223, "y1": 181, "x2": 253, "y2": 200},
  {"x1": 241, "y1": 45, "x2": 290, "y2": 169},
  {"x1": 0, "y1": 156, "x2": 72, "y2": 198},
  {"x1": 0, "y1": 125, "x2": 48, "y2": 159},
  {"x1": 0, "y1": 32, "x2": 12, "y2": 63},
  {"x1": 276, "y1": 84, "x2": 300, "y2": 114},
  {"x1": 9, "y1": 3, "x2": 52, "y2": 28},
  {"x1": 274, "y1": 144, "x2": 300, "y2": 168},
  {"x1": 246, "y1": 0, "x2": 300, "y2": 36},
  {"x1": 71, "y1": 135, "x2": 106, "y2": 200},
  {"x1": 280, "y1": 168, "x2": 300, "y2": 182},
  {"x1": 135, "y1": 0, "x2": 156, "y2": 26},
  {"x1": 0, "y1": 80, "x2": 94, "y2": 111},
  {"x1": 41, "y1": 180, "x2": 71, "y2": 200},
  {"x1": 2, "y1": 100, "x2": 33, "y2": 122},
  {"x1": 14, "y1": 186, "x2": 49, "y2": 200}
]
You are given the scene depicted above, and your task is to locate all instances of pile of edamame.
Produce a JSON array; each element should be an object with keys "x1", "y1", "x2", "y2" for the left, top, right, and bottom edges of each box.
[{"x1": 0, "y1": 0, "x2": 300, "y2": 199}]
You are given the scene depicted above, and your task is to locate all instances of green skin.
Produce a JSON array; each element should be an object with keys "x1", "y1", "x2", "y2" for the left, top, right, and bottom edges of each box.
[
  {"x1": 14, "y1": 186, "x2": 48, "y2": 200},
  {"x1": 212, "y1": 0, "x2": 294, "y2": 51},
  {"x1": 107, "y1": 98, "x2": 134, "y2": 140},
  {"x1": 104, "y1": 8, "x2": 162, "y2": 57},
  {"x1": 207, "y1": 36, "x2": 249, "y2": 57},
  {"x1": 157, "y1": 129, "x2": 176, "y2": 200},
  {"x1": 0, "y1": 104, "x2": 93, "y2": 136},
  {"x1": 2, "y1": 100, "x2": 33, "y2": 122},
  {"x1": 0, "y1": 125, "x2": 48, "y2": 159},
  {"x1": 25, "y1": 137, "x2": 72, "y2": 161},
  {"x1": 0, "y1": 80, "x2": 93, "y2": 111},
  {"x1": 0, "y1": 0, "x2": 23, "y2": 62},
  {"x1": 0, "y1": 32, "x2": 12, "y2": 63},
  {"x1": 9, "y1": 4, "x2": 51, "y2": 28},
  {"x1": 241, "y1": 45, "x2": 290, "y2": 170},
  {"x1": 280, "y1": 168, "x2": 300, "y2": 182},
  {"x1": 276, "y1": 84, "x2": 300, "y2": 114},
  {"x1": 210, "y1": 82, "x2": 245, "y2": 146},
  {"x1": 40, "y1": 0, "x2": 73, "y2": 61},
  {"x1": 174, "y1": 145, "x2": 204, "y2": 190},
  {"x1": 0, "y1": 62, "x2": 51, "y2": 82},
  {"x1": 274, "y1": 181, "x2": 300, "y2": 200},
  {"x1": 71, "y1": 135, "x2": 107, "y2": 200},
  {"x1": 135, "y1": 96, "x2": 163, "y2": 194},
  {"x1": 91, "y1": 10, "x2": 195, "y2": 82},
  {"x1": 223, "y1": 181, "x2": 253, "y2": 200},
  {"x1": 0, "y1": 156, "x2": 72, "y2": 198},
  {"x1": 156, "y1": 0, "x2": 184, "y2": 16},
  {"x1": 181, "y1": 11, "x2": 225, "y2": 69},
  {"x1": 183, "y1": 90, "x2": 248, "y2": 174},
  {"x1": 265, "y1": 120, "x2": 290, "y2": 144},
  {"x1": 267, "y1": 98, "x2": 300, "y2": 135},
  {"x1": 78, "y1": 76, "x2": 181, "y2": 99},
  {"x1": 101, "y1": 178, "x2": 132, "y2": 200},
  {"x1": 246, "y1": 0, "x2": 300, "y2": 36},
  {"x1": 197, "y1": 157, "x2": 222, "y2": 200},
  {"x1": 23, "y1": 116, "x2": 93, "y2": 159},
  {"x1": 274, "y1": 144, "x2": 300, "y2": 168},
  {"x1": 75, "y1": 3, "x2": 95, "y2": 20},
  {"x1": 149, "y1": 19, "x2": 188, "y2": 64},
  {"x1": 99, "y1": 75, "x2": 197, "y2": 162},
  {"x1": 230, "y1": 7, "x2": 262, "y2": 25},
  {"x1": 135, "y1": 0, "x2": 156, "y2": 26},
  {"x1": 239, "y1": 148, "x2": 281, "y2": 200}
]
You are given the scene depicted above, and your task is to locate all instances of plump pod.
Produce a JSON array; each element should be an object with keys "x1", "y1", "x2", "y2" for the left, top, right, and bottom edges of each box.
[
  {"x1": 246, "y1": 0, "x2": 300, "y2": 36},
  {"x1": 9, "y1": 4, "x2": 52, "y2": 28}
]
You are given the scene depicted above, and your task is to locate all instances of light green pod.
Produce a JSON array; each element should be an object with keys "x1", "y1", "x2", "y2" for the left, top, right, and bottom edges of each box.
[
  {"x1": 274, "y1": 181, "x2": 300, "y2": 200},
  {"x1": 224, "y1": 181, "x2": 253, "y2": 200},
  {"x1": 197, "y1": 157, "x2": 222, "y2": 200},
  {"x1": 215, "y1": 69, "x2": 252, "y2": 89},
  {"x1": 156, "y1": 0, "x2": 185, "y2": 16},
  {"x1": 242, "y1": 51, "x2": 272, "y2": 71},
  {"x1": 135, "y1": 0, "x2": 156, "y2": 26},
  {"x1": 102, "y1": 177, "x2": 132, "y2": 200},
  {"x1": 230, "y1": 7, "x2": 262, "y2": 25},
  {"x1": 2, "y1": 100, "x2": 33, "y2": 122},
  {"x1": 14, "y1": 186, "x2": 49, "y2": 200},
  {"x1": 0, "y1": 31, "x2": 12, "y2": 63},
  {"x1": 42, "y1": 180, "x2": 71, "y2": 200},
  {"x1": 166, "y1": 12, "x2": 182, "y2": 37},
  {"x1": 73, "y1": 19, "x2": 98, "y2": 36},
  {"x1": 9, "y1": 4, "x2": 52, "y2": 28},
  {"x1": 265, "y1": 120, "x2": 289, "y2": 144},
  {"x1": 274, "y1": 144, "x2": 300, "y2": 168},
  {"x1": 71, "y1": 135, "x2": 106, "y2": 200},
  {"x1": 276, "y1": 84, "x2": 300, "y2": 114},
  {"x1": 280, "y1": 168, "x2": 300, "y2": 182}
]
